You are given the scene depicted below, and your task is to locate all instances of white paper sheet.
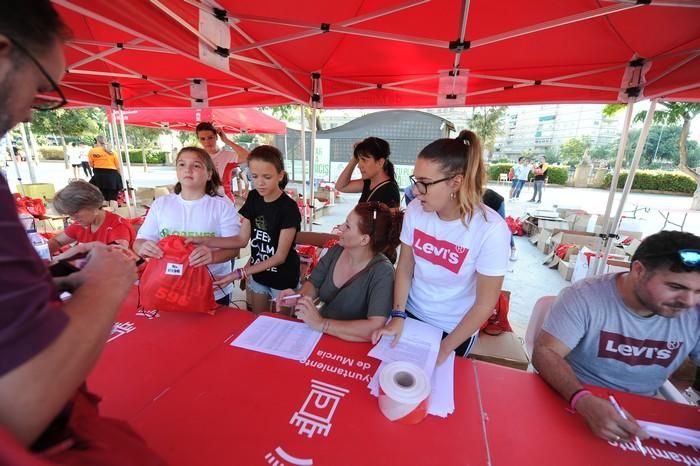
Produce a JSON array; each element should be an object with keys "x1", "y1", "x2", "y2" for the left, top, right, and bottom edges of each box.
[
  {"x1": 231, "y1": 316, "x2": 322, "y2": 361},
  {"x1": 368, "y1": 317, "x2": 442, "y2": 378},
  {"x1": 638, "y1": 420, "x2": 700, "y2": 449}
]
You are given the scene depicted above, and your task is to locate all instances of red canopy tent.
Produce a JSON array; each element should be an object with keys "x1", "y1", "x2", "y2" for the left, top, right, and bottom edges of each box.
[
  {"x1": 106, "y1": 107, "x2": 287, "y2": 134},
  {"x1": 53, "y1": 0, "x2": 699, "y2": 108},
  {"x1": 51, "y1": 0, "x2": 699, "y2": 262}
]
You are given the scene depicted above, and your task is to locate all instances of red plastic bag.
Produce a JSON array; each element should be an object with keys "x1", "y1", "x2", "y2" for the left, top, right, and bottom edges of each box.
[
  {"x1": 138, "y1": 236, "x2": 217, "y2": 313},
  {"x1": 14, "y1": 193, "x2": 47, "y2": 218},
  {"x1": 222, "y1": 162, "x2": 239, "y2": 203},
  {"x1": 480, "y1": 291, "x2": 513, "y2": 336},
  {"x1": 505, "y1": 215, "x2": 524, "y2": 236}
]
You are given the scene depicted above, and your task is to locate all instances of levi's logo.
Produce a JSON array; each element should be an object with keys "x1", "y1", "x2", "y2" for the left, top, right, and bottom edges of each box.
[
  {"x1": 412, "y1": 229, "x2": 468, "y2": 273},
  {"x1": 597, "y1": 331, "x2": 683, "y2": 368},
  {"x1": 165, "y1": 263, "x2": 184, "y2": 276}
]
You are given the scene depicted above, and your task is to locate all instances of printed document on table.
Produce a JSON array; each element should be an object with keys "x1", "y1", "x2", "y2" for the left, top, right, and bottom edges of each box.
[
  {"x1": 231, "y1": 316, "x2": 322, "y2": 361},
  {"x1": 368, "y1": 317, "x2": 442, "y2": 377}
]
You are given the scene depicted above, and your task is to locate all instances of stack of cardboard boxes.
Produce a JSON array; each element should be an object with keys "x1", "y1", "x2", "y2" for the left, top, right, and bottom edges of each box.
[{"x1": 521, "y1": 208, "x2": 644, "y2": 282}]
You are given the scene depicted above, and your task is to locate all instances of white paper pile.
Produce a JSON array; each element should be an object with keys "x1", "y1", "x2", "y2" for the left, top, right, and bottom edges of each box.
[
  {"x1": 638, "y1": 421, "x2": 700, "y2": 449},
  {"x1": 231, "y1": 316, "x2": 322, "y2": 361},
  {"x1": 367, "y1": 318, "x2": 455, "y2": 417}
]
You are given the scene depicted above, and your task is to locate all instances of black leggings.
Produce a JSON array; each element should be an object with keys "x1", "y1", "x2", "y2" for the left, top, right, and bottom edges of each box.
[
  {"x1": 406, "y1": 310, "x2": 478, "y2": 357},
  {"x1": 81, "y1": 161, "x2": 92, "y2": 177}
]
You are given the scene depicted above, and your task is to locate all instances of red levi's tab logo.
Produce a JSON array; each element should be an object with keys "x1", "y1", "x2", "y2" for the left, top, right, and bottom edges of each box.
[
  {"x1": 413, "y1": 229, "x2": 468, "y2": 274},
  {"x1": 597, "y1": 330, "x2": 683, "y2": 368}
]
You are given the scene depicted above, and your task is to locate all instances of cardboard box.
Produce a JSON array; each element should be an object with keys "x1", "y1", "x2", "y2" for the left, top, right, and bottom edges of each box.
[
  {"x1": 314, "y1": 188, "x2": 335, "y2": 205},
  {"x1": 469, "y1": 331, "x2": 530, "y2": 371},
  {"x1": 558, "y1": 259, "x2": 575, "y2": 281},
  {"x1": 571, "y1": 246, "x2": 631, "y2": 282},
  {"x1": 532, "y1": 219, "x2": 571, "y2": 254},
  {"x1": 18, "y1": 183, "x2": 56, "y2": 200}
]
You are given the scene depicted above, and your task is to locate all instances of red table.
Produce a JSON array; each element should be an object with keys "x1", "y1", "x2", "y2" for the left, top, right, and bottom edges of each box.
[
  {"x1": 130, "y1": 328, "x2": 490, "y2": 466},
  {"x1": 88, "y1": 287, "x2": 255, "y2": 420},
  {"x1": 474, "y1": 362, "x2": 700, "y2": 466},
  {"x1": 89, "y1": 305, "x2": 700, "y2": 466}
]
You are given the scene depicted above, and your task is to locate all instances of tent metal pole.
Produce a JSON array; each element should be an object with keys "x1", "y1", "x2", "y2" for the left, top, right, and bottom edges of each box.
[
  {"x1": 309, "y1": 107, "x2": 317, "y2": 232},
  {"x1": 118, "y1": 108, "x2": 137, "y2": 212},
  {"x1": 110, "y1": 110, "x2": 132, "y2": 212},
  {"x1": 19, "y1": 124, "x2": 37, "y2": 184},
  {"x1": 598, "y1": 99, "x2": 657, "y2": 273},
  {"x1": 300, "y1": 105, "x2": 307, "y2": 230},
  {"x1": 589, "y1": 100, "x2": 636, "y2": 276},
  {"x1": 7, "y1": 135, "x2": 25, "y2": 196}
]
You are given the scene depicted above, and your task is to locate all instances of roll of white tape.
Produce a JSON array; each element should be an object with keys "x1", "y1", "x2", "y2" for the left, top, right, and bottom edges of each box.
[{"x1": 378, "y1": 361, "x2": 431, "y2": 424}]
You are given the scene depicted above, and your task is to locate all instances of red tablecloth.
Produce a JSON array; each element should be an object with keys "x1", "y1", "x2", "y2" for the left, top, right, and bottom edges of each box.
[
  {"x1": 474, "y1": 362, "x2": 700, "y2": 466},
  {"x1": 88, "y1": 287, "x2": 255, "y2": 420},
  {"x1": 88, "y1": 299, "x2": 700, "y2": 466}
]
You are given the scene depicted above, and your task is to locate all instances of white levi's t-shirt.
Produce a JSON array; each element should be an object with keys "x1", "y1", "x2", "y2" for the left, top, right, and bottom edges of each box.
[
  {"x1": 401, "y1": 199, "x2": 511, "y2": 333},
  {"x1": 137, "y1": 193, "x2": 241, "y2": 300}
]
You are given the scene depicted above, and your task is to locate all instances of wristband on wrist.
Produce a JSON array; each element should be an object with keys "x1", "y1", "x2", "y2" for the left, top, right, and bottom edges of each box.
[
  {"x1": 390, "y1": 309, "x2": 407, "y2": 319},
  {"x1": 568, "y1": 389, "x2": 592, "y2": 412}
]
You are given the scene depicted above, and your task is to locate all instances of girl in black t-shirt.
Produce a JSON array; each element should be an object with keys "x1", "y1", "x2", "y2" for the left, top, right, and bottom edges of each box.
[
  {"x1": 189, "y1": 145, "x2": 301, "y2": 313},
  {"x1": 335, "y1": 137, "x2": 400, "y2": 207}
]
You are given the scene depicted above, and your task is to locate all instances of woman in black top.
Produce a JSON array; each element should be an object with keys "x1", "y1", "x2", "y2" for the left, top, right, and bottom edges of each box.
[{"x1": 335, "y1": 137, "x2": 400, "y2": 207}]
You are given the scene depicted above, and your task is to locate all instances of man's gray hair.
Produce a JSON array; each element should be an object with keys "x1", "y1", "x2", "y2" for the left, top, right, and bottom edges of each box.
[{"x1": 53, "y1": 180, "x2": 104, "y2": 215}]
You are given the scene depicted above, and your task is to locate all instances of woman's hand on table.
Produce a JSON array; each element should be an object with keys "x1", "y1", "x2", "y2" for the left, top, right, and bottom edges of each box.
[
  {"x1": 575, "y1": 395, "x2": 648, "y2": 442},
  {"x1": 189, "y1": 245, "x2": 213, "y2": 267},
  {"x1": 276, "y1": 288, "x2": 299, "y2": 312},
  {"x1": 138, "y1": 240, "x2": 163, "y2": 259},
  {"x1": 293, "y1": 296, "x2": 324, "y2": 331},
  {"x1": 371, "y1": 317, "x2": 405, "y2": 347}
]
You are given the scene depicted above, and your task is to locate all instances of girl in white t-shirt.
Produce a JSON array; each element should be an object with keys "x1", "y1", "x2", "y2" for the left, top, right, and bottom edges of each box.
[
  {"x1": 134, "y1": 147, "x2": 241, "y2": 305},
  {"x1": 372, "y1": 130, "x2": 510, "y2": 364}
]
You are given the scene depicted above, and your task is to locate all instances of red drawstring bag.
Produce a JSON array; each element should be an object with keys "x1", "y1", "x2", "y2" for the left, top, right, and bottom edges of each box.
[
  {"x1": 14, "y1": 193, "x2": 47, "y2": 218},
  {"x1": 505, "y1": 215, "x2": 524, "y2": 236},
  {"x1": 138, "y1": 236, "x2": 217, "y2": 313},
  {"x1": 480, "y1": 291, "x2": 513, "y2": 336},
  {"x1": 221, "y1": 162, "x2": 239, "y2": 203}
]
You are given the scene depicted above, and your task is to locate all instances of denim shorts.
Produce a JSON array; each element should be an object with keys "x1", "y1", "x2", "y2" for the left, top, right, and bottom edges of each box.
[{"x1": 247, "y1": 276, "x2": 286, "y2": 299}]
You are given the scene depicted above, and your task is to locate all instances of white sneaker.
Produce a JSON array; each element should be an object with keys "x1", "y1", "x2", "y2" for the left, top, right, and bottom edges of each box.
[{"x1": 510, "y1": 247, "x2": 518, "y2": 261}]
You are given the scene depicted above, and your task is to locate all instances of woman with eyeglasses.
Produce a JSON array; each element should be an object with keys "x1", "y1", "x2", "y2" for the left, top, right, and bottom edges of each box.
[
  {"x1": 335, "y1": 137, "x2": 400, "y2": 208},
  {"x1": 372, "y1": 130, "x2": 511, "y2": 365},
  {"x1": 276, "y1": 202, "x2": 402, "y2": 342}
]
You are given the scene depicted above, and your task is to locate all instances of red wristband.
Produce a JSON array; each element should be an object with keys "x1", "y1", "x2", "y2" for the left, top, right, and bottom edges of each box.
[{"x1": 569, "y1": 389, "x2": 592, "y2": 412}]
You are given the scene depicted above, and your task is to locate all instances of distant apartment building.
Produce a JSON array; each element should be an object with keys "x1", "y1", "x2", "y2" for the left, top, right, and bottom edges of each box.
[{"x1": 493, "y1": 104, "x2": 621, "y2": 159}]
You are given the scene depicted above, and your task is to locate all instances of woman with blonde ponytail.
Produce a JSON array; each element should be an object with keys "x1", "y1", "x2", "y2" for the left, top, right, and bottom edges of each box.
[{"x1": 372, "y1": 130, "x2": 510, "y2": 364}]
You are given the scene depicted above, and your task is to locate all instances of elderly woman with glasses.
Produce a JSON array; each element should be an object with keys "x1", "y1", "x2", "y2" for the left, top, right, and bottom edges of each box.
[
  {"x1": 48, "y1": 180, "x2": 135, "y2": 261},
  {"x1": 372, "y1": 130, "x2": 511, "y2": 365},
  {"x1": 276, "y1": 202, "x2": 402, "y2": 342}
]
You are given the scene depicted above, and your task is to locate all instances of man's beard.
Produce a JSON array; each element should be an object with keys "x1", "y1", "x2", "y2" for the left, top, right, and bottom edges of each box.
[{"x1": 633, "y1": 280, "x2": 689, "y2": 318}]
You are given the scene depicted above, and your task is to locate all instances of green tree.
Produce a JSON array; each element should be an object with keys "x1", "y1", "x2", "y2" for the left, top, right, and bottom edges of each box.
[
  {"x1": 467, "y1": 106, "x2": 507, "y2": 158},
  {"x1": 31, "y1": 107, "x2": 105, "y2": 167},
  {"x1": 559, "y1": 137, "x2": 592, "y2": 166},
  {"x1": 543, "y1": 146, "x2": 560, "y2": 163},
  {"x1": 589, "y1": 143, "x2": 615, "y2": 162},
  {"x1": 125, "y1": 126, "x2": 168, "y2": 148},
  {"x1": 604, "y1": 102, "x2": 700, "y2": 209},
  {"x1": 177, "y1": 131, "x2": 197, "y2": 147},
  {"x1": 265, "y1": 105, "x2": 324, "y2": 131}
]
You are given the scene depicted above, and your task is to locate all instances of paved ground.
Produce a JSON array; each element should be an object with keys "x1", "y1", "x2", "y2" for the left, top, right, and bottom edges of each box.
[{"x1": 7, "y1": 160, "x2": 699, "y2": 337}]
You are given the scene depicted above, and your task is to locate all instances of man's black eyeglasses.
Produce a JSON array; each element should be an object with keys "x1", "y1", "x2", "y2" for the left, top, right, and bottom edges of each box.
[
  {"x1": 409, "y1": 174, "x2": 454, "y2": 195},
  {"x1": 9, "y1": 37, "x2": 67, "y2": 111}
]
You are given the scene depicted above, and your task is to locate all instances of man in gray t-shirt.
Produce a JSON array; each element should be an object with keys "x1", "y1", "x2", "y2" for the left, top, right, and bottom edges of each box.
[{"x1": 532, "y1": 231, "x2": 700, "y2": 444}]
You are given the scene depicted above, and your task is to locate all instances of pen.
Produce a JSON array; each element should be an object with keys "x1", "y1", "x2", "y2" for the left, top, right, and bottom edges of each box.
[
  {"x1": 273, "y1": 294, "x2": 301, "y2": 302},
  {"x1": 608, "y1": 395, "x2": 646, "y2": 456}
]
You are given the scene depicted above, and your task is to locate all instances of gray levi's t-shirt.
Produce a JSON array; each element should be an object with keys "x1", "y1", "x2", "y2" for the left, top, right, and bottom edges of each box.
[
  {"x1": 542, "y1": 273, "x2": 700, "y2": 396},
  {"x1": 309, "y1": 245, "x2": 393, "y2": 321}
]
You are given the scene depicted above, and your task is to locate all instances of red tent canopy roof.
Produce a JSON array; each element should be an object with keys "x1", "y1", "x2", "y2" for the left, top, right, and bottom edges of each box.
[
  {"x1": 107, "y1": 107, "x2": 287, "y2": 134},
  {"x1": 55, "y1": 0, "x2": 700, "y2": 109}
]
